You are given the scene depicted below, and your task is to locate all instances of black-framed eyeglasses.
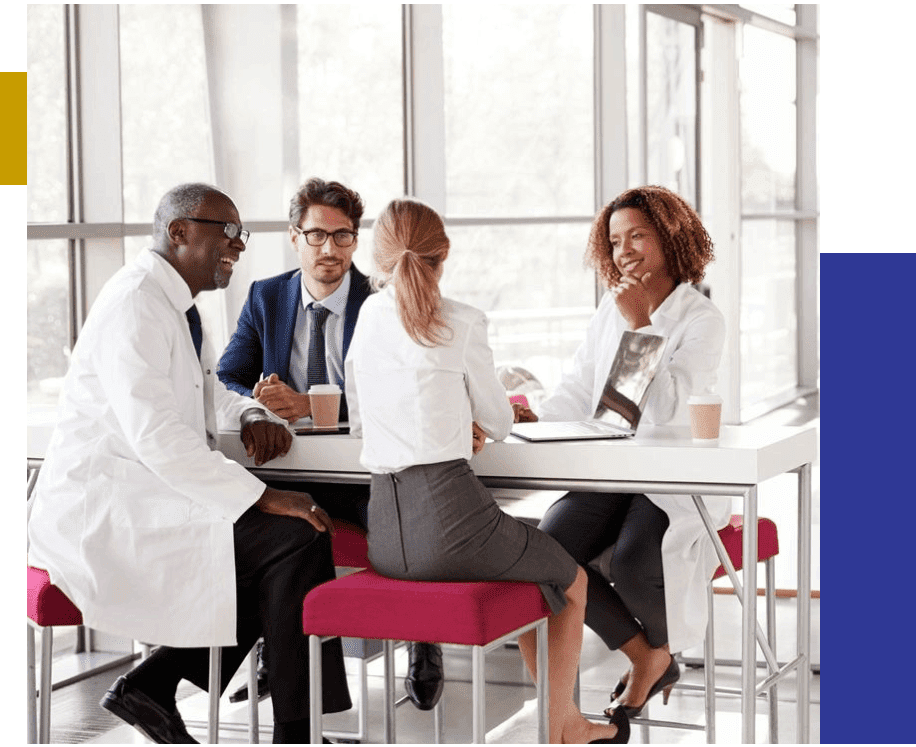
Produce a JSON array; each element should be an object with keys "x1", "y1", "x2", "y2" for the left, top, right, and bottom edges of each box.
[
  {"x1": 292, "y1": 225, "x2": 358, "y2": 248},
  {"x1": 183, "y1": 217, "x2": 250, "y2": 245}
]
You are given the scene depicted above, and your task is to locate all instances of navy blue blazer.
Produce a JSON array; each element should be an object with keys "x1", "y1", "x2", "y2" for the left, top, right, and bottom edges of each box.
[{"x1": 217, "y1": 264, "x2": 373, "y2": 422}]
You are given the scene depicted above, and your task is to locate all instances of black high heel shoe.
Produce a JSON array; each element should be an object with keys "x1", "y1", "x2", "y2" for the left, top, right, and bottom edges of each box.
[
  {"x1": 604, "y1": 655, "x2": 680, "y2": 719},
  {"x1": 589, "y1": 704, "x2": 630, "y2": 744}
]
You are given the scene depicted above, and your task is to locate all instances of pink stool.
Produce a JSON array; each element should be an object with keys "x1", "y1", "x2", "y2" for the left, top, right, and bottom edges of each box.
[
  {"x1": 303, "y1": 569, "x2": 551, "y2": 744},
  {"x1": 27, "y1": 566, "x2": 83, "y2": 744},
  {"x1": 579, "y1": 513, "x2": 781, "y2": 743},
  {"x1": 702, "y1": 514, "x2": 781, "y2": 743},
  {"x1": 27, "y1": 565, "x2": 232, "y2": 744}
]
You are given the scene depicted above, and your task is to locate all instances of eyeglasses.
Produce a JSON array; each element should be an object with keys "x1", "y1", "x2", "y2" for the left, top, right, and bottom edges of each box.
[
  {"x1": 183, "y1": 217, "x2": 250, "y2": 245},
  {"x1": 292, "y1": 225, "x2": 358, "y2": 248}
]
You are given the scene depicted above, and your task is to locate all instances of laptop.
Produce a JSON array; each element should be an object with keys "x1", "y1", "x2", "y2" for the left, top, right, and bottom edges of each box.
[{"x1": 511, "y1": 330, "x2": 667, "y2": 442}]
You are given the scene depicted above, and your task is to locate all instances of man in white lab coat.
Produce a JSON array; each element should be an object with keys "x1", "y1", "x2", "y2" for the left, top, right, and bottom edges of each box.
[{"x1": 27, "y1": 183, "x2": 351, "y2": 743}]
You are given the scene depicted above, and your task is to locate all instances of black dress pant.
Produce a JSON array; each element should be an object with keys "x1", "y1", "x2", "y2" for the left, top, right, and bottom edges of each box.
[
  {"x1": 130, "y1": 504, "x2": 352, "y2": 723},
  {"x1": 539, "y1": 491, "x2": 670, "y2": 650}
]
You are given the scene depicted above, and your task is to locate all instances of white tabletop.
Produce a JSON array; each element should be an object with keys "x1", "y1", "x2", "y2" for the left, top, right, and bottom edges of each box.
[{"x1": 209, "y1": 423, "x2": 817, "y2": 491}]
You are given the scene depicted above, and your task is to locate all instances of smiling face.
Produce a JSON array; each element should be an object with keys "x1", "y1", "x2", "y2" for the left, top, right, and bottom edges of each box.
[
  {"x1": 290, "y1": 204, "x2": 357, "y2": 300},
  {"x1": 608, "y1": 207, "x2": 672, "y2": 284},
  {"x1": 169, "y1": 191, "x2": 246, "y2": 297}
]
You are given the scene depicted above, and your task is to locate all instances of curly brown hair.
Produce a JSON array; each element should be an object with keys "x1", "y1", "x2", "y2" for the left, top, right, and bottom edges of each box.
[{"x1": 585, "y1": 185, "x2": 714, "y2": 287}]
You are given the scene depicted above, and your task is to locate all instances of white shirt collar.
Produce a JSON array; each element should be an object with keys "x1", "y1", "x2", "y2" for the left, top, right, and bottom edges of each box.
[
  {"x1": 141, "y1": 249, "x2": 195, "y2": 314},
  {"x1": 300, "y1": 269, "x2": 351, "y2": 317}
]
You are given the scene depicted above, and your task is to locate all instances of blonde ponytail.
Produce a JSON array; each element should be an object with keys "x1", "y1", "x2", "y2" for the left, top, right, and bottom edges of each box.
[{"x1": 372, "y1": 199, "x2": 451, "y2": 347}]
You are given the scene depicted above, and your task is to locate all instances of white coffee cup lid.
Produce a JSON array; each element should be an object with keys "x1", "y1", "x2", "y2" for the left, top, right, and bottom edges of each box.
[
  {"x1": 688, "y1": 393, "x2": 722, "y2": 405},
  {"x1": 308, "y1": 384, "x2": 341, "y2": 394}
]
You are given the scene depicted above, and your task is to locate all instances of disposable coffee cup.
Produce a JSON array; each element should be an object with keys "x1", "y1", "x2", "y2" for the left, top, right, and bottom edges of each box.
[
  {"x1": 308, "y1": 384, "x2": 341, "y2": 428},
  {"x1": 688, "y1": 394, "x2": 722, "y2": 444}
]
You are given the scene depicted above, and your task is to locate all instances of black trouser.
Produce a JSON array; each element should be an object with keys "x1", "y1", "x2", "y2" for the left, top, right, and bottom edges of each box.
[
  {"x1": 130, "y1": 504, "x2": 352, "y2": 723},
  {"x1": 539, "y1": 492, "x2": 670, "y2": 650}
]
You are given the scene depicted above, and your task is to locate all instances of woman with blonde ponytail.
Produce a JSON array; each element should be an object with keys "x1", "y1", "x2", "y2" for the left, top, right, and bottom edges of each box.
[{"x1": 344, "y1": 199, "x2": 629, "y2": 744}]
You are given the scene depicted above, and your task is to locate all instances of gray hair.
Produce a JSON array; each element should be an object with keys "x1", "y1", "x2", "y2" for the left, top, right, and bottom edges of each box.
[{"x1": 152, "y1": 183, "x2": 225, "y2": 251}]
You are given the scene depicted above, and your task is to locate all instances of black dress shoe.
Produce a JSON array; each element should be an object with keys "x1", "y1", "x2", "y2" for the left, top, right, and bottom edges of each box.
[
  {"x1": 405, "y1": 642, "x2": 444, "y2": 711},
  {"x1": 100, "y1": 675, "x2": 198, "y2": 744},
  {"x1": 229, "y1": 639, "x2": 270, "y2": 703}
]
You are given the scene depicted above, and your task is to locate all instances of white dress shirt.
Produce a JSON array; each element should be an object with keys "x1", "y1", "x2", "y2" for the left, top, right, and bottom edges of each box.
[
  {"x1": 27, "y1": 249, "x2": 280, "y2": 647},
  {"x1": 289, "y1": 270, "x2": 351, "y2": 391},
  {"x1": 345, "y1": 286, "x2": 513, "y2": 473},
  {"x1": 539, "y1": 282, "x2": 731, "y2": 652}
]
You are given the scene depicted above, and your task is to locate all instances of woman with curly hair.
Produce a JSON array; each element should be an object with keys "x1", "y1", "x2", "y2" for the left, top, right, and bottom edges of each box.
[
  {"x1": 345, "y1": 198, "x2": 629, "y2": 744},
  {"x1": 514, "y1": 185, "x2": 729, "y2": 720}
]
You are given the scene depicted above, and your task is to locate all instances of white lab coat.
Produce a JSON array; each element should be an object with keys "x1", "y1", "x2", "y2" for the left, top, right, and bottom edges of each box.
[
  {"x1": 539, "y1": 283, "x2": 729, "y2": 652},
  {"x1": 27, "y1": 250, "x2": 278, "y2": 647}
]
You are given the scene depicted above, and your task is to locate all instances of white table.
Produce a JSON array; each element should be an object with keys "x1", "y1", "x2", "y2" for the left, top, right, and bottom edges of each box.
[{"x1": 215, "y1": 423, "x2": 817, "y2": 744}]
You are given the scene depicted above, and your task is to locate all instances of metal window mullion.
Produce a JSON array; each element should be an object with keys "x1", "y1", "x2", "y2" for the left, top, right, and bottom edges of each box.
[{"x1": 64, "y1": 4, "x2": 85, "y2": 342}]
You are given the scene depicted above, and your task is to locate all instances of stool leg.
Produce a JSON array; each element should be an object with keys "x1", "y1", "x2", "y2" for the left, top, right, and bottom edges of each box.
[
  {"x1": 39, "y1": 627, "x2": 53, "y2": 744},
  {"x1": 27, "y1": 625, "x2": 37, "y2": 744},
  {"x1": 207, "y1": 646, "x2": 221, "y2": 744},
  {"x1": 536, "y1": 619, "x2": 549, "y2": 746},
  {"x1": 247, "y1": 644, "x2": 259, "y2": 743},
  {"x1": 309, "y1": 635, "x2": 323, "y2": 744},
  {"x1": 383, "y1": 640, "x2": 397, "y2": 743},
  {"x1": 766, "y1": 557, "x2": 779, "y2": 743},
  {"x1": 472, "y1": 645, "x2": 486, "y2": 744},
  {"x1": 358, "y1": 657, "x2": 369, "y2": 741},
  {"x1": 433, "y1": 689, "x2": 445, "y2": 744},
  {"x1": 704, "y1": 583, "x2": 716, "y2": 744}
]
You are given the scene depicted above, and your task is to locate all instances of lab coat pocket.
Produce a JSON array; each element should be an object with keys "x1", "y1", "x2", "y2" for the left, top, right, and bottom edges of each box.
[{"x1": 105, "y1": 456, "x2": 191, "y2": 528}]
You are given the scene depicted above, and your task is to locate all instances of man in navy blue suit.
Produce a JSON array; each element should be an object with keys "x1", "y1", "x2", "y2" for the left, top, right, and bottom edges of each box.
[{"x1": 218, "y1": 178, "x2": 445, "y2": 711}]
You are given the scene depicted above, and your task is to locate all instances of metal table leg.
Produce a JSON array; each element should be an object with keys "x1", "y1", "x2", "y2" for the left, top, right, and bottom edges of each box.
[
  {"x1": 742, "y1": 486, "x2": 758, "y2": 744},
  {"x1": 797, "y1": 463, "x2": 812, "y2": 743}
]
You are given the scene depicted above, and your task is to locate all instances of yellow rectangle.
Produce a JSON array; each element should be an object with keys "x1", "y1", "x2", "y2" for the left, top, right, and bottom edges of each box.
[{"x1": 0, "y1": 72, "x2": 26, "y2": 185}]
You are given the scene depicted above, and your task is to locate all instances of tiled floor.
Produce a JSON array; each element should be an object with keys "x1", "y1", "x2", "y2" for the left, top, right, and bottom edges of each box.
[{"x1": 36, "y1": 394, "x2": 819, "y2": 744}]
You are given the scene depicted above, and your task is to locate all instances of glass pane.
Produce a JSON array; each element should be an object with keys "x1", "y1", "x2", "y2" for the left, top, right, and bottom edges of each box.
[
  {"x1": 739, "y1": 219, "x2": 797, "y2": 413},
  {"x1": 28, "y1": 240, "x2": 71, "y2": 408},
  {"x1": 645, "y1": 13, "x2": 698, "y2": 206},
  {"x1": 740, "y1": 4, "x2": 796, "y2": 26},
  {"x1": 120, "y1": 5, "x2": 213, "y2": 222},
  {"x1": 27, "y1": 4, "x2": 68, "y2": 223},
  {"x1": 442, "y1": 5, "x2": 594, "y2": 217},
  {"x1": 296, "y1": 5, "x2": 403, "y2": 221},
  {"x1": 740, "y1": 25, "x2": 796, "y2": 212},
  {"x1": 438, "y1": 222, "x2": 595, "y2": 398}
]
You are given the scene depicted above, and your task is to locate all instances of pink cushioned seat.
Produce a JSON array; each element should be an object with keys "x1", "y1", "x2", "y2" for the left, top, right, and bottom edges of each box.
[
  {"x1": 303, "y1": 568, "x2": 551, "y2": 646},
  {"x1": 27, "y1": 566, "x2": 82, "y2": 627},
  {"x1": 713, "y1": 514, "x2": 779, "y2": 580}
]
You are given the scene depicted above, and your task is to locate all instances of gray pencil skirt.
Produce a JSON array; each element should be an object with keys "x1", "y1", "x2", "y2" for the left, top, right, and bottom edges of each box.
[{"x1": 368, "y1": 458, "x2": 579, "y2": 614}]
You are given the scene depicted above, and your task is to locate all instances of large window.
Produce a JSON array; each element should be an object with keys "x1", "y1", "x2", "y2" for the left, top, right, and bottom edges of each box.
[
  {"x1": 119, "y1": 5, "x2": 214, "y2": 223},
  {"x1": 739, "y1": 23, "x2": 799, "y2": 415},
  {"x1": 440, "y1": 4, "x2": 595, "y2": 396},
  {"x1": 27, "y1": 5, "x2": 69, "y2": 408},
  {"x1": 645, "y1": 12, "x2": 698, "y2": 206},
  {"x1": 296, "y1": 5, "x2": 402, "y2": 220}
]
